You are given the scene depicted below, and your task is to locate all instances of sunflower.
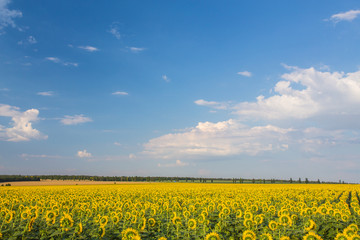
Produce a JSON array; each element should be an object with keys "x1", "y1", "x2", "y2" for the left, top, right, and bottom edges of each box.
[
  {"x1": 28, "y1": 217, "x2": 36, "y2": 232},
  {"x1": 148, "y1": 217, "x2": 156, "y2": 227},
  {"x1": 183, "y1": 210, "x2": 191, "y2": 219},
  {"x1": 254, "y1": 215, "x2": 263, "y2": 225},
  {"x1": 279, "y1": 215, "x2": 292, "y2": 226},
  {"x1": 99, "y1": 226, "x2": 106, "y2": 238},
  {"x1": 259, "y1": 233, "x2": 273, "y2": 240},
  {"x1": 345, "y1": 227, "x2": 356, "y2": 237},
  {"x1": 76, "y1": 222, "x2": 83, "y2": 234},
  {"x1": 243, "y1": 219, "x2": 254, "y2": 229},
  {"x1": 304, "y1": 220, "x2": 316, "y2": 232},
  {"x1": 244, "y1": 211, "x2": 253, "y2": 220},
  {"x1": 99, "y1": 216, "x2": 109, "y2": 227},
  {"x1": 243, "y1": 230, "x2": 256, "y2": 240},
  {"x1": 348, "y1": 224, "x2": 359, "y2": 233},
  {"x1": 268, "y1": 220, "x2": 277, "y2": 231},
  {"x1": 236, "y1": 209, "x2": 243, "y2": 218},
  {"x1": 303, "y1": 232, "x2": 323, "y2": 240},
  {"x1": 121, "y1": 228, "x2": 141, "y2": 240},
  {"x1": 4, "y1": 211, "x2": 13, "y2": 223},
  {"x1": 21, "y1": 211, "x2": 30, "y2": 220},
  {"x1": 45, "y1": 210, "x2": 56, "y2": 225},
  {"x1": 335, "y1": 233, "x2": 348, "y2": 240},
  {"x1": 112, "y1": 215, "x2": 120, "y2": 224},
  {"x1": 158, "y1": 237, "x2": 167, "y2": 240},
  {"x1": 350, "y1": 235, "x2": 360, "y2": 240},
  {"x1": 60, "y1": 213, "x2": 74, "y2": 231},
  {"x1": 198, "y1": 213, "x2": 206, "y2": 223},
  {"x1": 342, "y1": 214, "x2": 350, "y2": 222},
  {"x1": 280, "y1": 237, "x2": 290, "y2": 240},
  {"x1": 204, "y1": 232, "x2": 221, "y2": 240},
  {"x1": 188, "y1": 218, "x2": 197, "y2": 230},
  {"x1": 172, "y1": 216, "x2": 181, "y2": 225}
]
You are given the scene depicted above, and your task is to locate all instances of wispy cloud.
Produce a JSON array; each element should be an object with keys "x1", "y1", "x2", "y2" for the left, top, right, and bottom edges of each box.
[
  {"x1": 0, "y1": 88, "x2": 9, "y2": 91},
  {"x1": 60, "y1": 114, "x2": 92, "y2": 125},
  {"x1": 157, "y1": 159, "x2": 189, "y2": 167},
  {"x1": 18, "y1": 36, "x2": 37, "y2": 45},
  {"x1": 128, "y1": 47, "x2": 145, "y2": 53},
  {"x1": 45, "y1": 57, "x2": 78, "y2": 67},
  {"x1": 0, "y1": 104, "x2": 47, "y2": 142},
  {"x1": 328, "y1": 9, "x2": 360, "y2": 23},
  {"x1": 77, "y1": 149, "x2": 92, "y2": 158},
  {"x1": 108, "y1": 22, "x2": 121, "y2": 39},
  {"x1": 112, "y1": 91, "x2": 128, "y2": 96},
  {"x1": 237, "y1": 71, "x2": 252, "y2": 77},
  {"x1": 0, "y1": 0, "x2": 22, "y2": 32},
  {"x1": 162, "y1": 75, "x2": 170, "y2": 82},
  {"x1": 37, "y1": 91, "x2": 54, "y2": 96},
  {"x1": 78, "y1": 45, "x2": 99, "y2": 52},
  {"x1": 194, "y1": 99, "x2": 228, "y2": 110}
]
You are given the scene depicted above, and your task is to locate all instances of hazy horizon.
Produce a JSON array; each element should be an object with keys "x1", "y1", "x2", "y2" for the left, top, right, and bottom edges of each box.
[{"x1": 1, "y1": 0, "x2": 360, "y2": 182}]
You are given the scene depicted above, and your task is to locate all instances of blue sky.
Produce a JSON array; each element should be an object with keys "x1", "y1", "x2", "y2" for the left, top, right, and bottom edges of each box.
[{"x1": 1, "y1": 0, "x2": 360, "y2": 182}]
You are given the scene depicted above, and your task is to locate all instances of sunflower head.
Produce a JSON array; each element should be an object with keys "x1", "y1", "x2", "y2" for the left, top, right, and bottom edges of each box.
[
  {"x1": 188, "y1": 218, "x2": 197, "y2": 230},
  {"x1": 172, "y1": 216, "x2": 181, "y2": 225},
  {"x1": 279, "y1": 215, "x2": 292, "y2": 226},
  {"x1": 279, "y1": 237, "x2": 290, "y2": 240},
  {"x1": 334, "y1": 233, "x2": 348, "y2": 240},
  {"x1": 121, "y1": 228, "x2": 140, "y2": 240},
  {"x1": 259, "y1": 233, "x2": 273, "y2": 240},
  {"x1": 268, "y1": 220, "x2": 277, "y2": 231},
  {"x1": 205, "y1": 232, "x2": 221, "y2": 240},
  {"x1": 243, "y1": 219, "x2": 254, "y2": 229},
  {"x1": 148, "y1": 217, "x2": 156, "y2": 227}
]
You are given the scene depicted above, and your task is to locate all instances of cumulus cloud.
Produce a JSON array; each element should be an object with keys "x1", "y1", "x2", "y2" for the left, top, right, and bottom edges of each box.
[
  {"x1": 144, "y1": 119, "x2": 292, "y2": 159},
  {"x1": 18, "y1": 36, "x2": 37, "y2": 45},
  {"x1": 78, "y1": 46, "x2": 99, "y2": 52},
  {"x1": 37, "y1": 91, "x2": 54, "y2": 96},
  {"x1": 0, "y1": 0, "x2": 22, "y2": 32},
  {"x1": 233, "y1": 67, "x2": 360, "y2": 122},
  {"x1": 194, "y1": 99, "x2": 227, "y2": 110},
  {"x1": 237, "y1": 71, "x2": 252, "y2": 77},
  {"x1": 128, "y1": 47, "x2": 145, "y2": 53},
  {"x1": 77, "y1": 149, "x2": 92, "y2": 158},
  {"x1": 108, "y1": 22, "x2": 121, "y2": 39},
  {"x1": 0, "y1": 104, "x2": 47, "y2": 142},
  {"x1": 157, "y1": 159, "x2": 189, "y2": 167},
  {"x1": 144, "y1": 66, "x2": 360, "y2": 161},
  {"x1": 112, "y1": 91, "x2": 128, "y2": 96},
  {"x1": 329, "y1": 9, "x2": 360, "y2": 23},
  {"x1": 45, "y1": 57, "x2": 78, "y2": 67},
  {"x1": 61, "y1": 114, "x2": 92, "y2": 125}
]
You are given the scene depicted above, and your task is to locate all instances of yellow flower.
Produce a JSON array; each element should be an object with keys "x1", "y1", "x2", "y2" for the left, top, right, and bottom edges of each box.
[
  {"x1": 334, "y1": 233, "x2": 348, "y2": 240},
  {"x1": 172, "y1": 216, "x2": 181, "y2": 225},
  {"x1": 148, "y1": 217, "x2": 156, "y2": 227},
  {"x1": 268, "y1": 220, "x2": 277, "y2": 231},
  {"x1": 303, "y1": 232, "x2": 323, "y2": 240},
  {"x1": 158, "y1": 237, "x2": 167, "y2": 240},
  {"x1": 279, "y1": 215, "x2": 292, "y2": 226},
  {"x1": 99, "y1": 226, "x2": 105, "y2": 238},
  {"x1": 121, "y1": 228, "x2": 141, "y2": 240},
  {"x1": 204, "y1": 232, "x2": 221, "y2": 240},
  {"x1": 99, "y1": 216, "x2": 109, "y2": 227},
  {"x1": 188, "y1": 218, "x2": 197, "y2": 230},
  {"x1": 243, "y1": 219, "x2": 254, "y2": 228},
  {"x1": 259, "y1": 233, "x2": 273, "y2": 240},
  {"x1": 77, "y1": 222, "x2": 83, "y2": 234},
  {"x1": 304, "y1": 219, "x2": 316, "y2": 232},
  {"x1": 280, "y1": 237, "x2": 290, "y2": 240},
  {"x1": 243, "y1": 230, "x2": 256, "y2": 240}
]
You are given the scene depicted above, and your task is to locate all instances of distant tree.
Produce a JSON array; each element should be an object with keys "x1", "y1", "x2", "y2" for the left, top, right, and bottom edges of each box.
[
  {"x1": 299, "y1": 178, "x2": 302, "y2": 183},
  {"x1": 305, "y1": 178, "x2": 309, "y2": 184},
  {"x1": 290, "y1": 178, "x2": 293, "y2": 183}
]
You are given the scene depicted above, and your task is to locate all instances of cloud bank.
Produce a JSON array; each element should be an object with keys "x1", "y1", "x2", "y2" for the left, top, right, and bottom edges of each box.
[{"x1": 0, "y1": 104, "x2": 47, "y2": 142}]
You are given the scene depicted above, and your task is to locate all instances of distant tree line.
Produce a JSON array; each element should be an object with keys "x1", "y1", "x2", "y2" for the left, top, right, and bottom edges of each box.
[
  {"x1": 0, "y1": 175, "x2": 348, "y2": 184},
  {"x1": 0, "y1": 175, "x2": 40, "y2": 183}
]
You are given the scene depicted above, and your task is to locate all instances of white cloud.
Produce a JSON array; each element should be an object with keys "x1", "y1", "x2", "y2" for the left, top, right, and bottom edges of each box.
[
  {"x1": 37, "y1": 91, "x2": 54, "y2": 96},
  {"x1": 129, "y1": 153, "x2": 136, "y2": 159},
  {"x1": 129, "y1": 47, "x2": 145, "y2": 53},
  {"x1": 114, "y1": 142, "x2": 122, "y2": 146},
  {"x1": 237, "y1": 71, "x2": 252, "y2": 77},
  {"x1": 77, "y1": 149, "x2": 92, "y2": 158},
  {"x1": 45, "y1": 57, "x2": 60, "y2": 63},
  {"x1": 0, "y1": 0, "x2": 22, "y2": 32},
  {"x1": 144, "y1": 66, "x2": 360, "y2": 162},
  {"x1": 0, "y1": 88, "x2": 9, "y2": 91},
  {"x1": 61, "y1": 114, "x2": 92, "y2": 125},
  {"x1": 0, "y1": 104, "x2": 47, "y2": 142},
  {"x1": 108, "y1": 22, "x2": 121, "y2": 39},
  {"x1": 45, "y1": 57, "x2": 78, "y2": 67},
  {"x1": 112, "y1": 91, "x2": 128, "y2": 96},
  {"x1": 162, "y1": 75, "x2": 170, "y2": 82},
  {"x1": 329, "y1": 9, "x2": 360, "y2": 23},
  {"x1": 233, "y1": 67, "x2": 360, "y2": 121},
  {"x1": 78, "y1": 46, "x2": 99, "y2": 52},
  {"x1": 144, "y1": 119, "x2": 292, "y2": 159},
  {"x1": 194, "y1": 99, "x2": 227, "y2": 110},
  {"x1": 157, "y1": 159, "x2": 189, "y2": 167},
  {"x1": 28, "y1": 36, "x2": 36, "y2": 44}
]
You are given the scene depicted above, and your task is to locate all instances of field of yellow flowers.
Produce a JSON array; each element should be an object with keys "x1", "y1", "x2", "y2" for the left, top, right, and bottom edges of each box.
[{"x1": 1, "y1": 183, "x2": 360, "y2": 239}]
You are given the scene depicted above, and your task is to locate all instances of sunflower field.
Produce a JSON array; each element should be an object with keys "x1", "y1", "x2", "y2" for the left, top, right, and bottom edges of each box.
[{"x1": 1, "y1": 183, "x2": 360, "y2": 239}]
